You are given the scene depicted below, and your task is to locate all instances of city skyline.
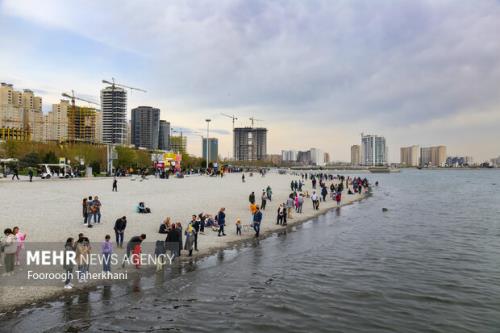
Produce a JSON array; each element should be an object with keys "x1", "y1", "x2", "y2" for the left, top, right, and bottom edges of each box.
[{"x1": 1, "y1": 1, "x2": 500, "y2": 161}]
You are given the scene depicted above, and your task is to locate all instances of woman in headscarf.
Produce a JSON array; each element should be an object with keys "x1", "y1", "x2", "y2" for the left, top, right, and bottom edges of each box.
[{"x1": 184, "y1": 224, "x2": 195, "y2": 257}]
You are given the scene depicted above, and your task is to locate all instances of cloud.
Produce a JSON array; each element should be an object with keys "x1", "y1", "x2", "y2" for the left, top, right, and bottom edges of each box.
[{"x1": 1, "y1": 0, "x2": 500, "y2": 161}]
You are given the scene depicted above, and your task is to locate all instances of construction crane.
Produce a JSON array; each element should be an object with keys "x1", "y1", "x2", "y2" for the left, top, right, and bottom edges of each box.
[
  {"x1": 220, "y1": 113, "x2": 238, "y2": 131},
  {"x1": 62, "y1": 90, "x2": 99, "y2": 107},
  {"x1": 102, "y1": 78, "x2": 147, "y2": 93},
  {"x1": 249, "y1": 117, "x2": 263, "y2": 128}
]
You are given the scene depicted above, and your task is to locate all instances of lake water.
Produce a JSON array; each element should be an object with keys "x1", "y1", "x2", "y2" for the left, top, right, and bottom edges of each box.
[{"x1": 2, "y1": 170, "x2": 500, "y2": 332}]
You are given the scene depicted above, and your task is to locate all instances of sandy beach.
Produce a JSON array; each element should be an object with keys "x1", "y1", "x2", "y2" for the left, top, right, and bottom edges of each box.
[{"x1": 0, "y1": 171, "x2": 368, "y2": 312}]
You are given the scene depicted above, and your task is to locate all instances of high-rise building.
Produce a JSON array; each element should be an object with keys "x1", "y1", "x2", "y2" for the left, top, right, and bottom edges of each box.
[
  {"x1": 21, "y1": 89, "x2": 44, "y2": 141},
  {"x1": 101, "y1": 86, "x2": 127, "y2": 145},
  {"x1": 400, "y1": 145, "x2": 420, "y2": 167},
  {"x1": 131, "y1": 106, "x2": 160, "y2": 149},
  {"x1": 202, "y1": 137, "x2": 218, "y2": 163},
  {"x1": 350, "y1": 145, "x2": 361, "y2": 166},
  {"x1": 158, "y1": 120, "x2": 170, "y2": 151},
  {"x1": 361, "y1": 134, "x2": 387, "y2": 166},
  {"x1": 297, "y1": 150, "x2": 312, "y2": 164},
  {"x1": 0, "y1": 83, "x2": 43, "y2": 141},
  {"x1": 170, "y1": 135, "x2": 187, "y2": 154},
  {"x1": 44, "y1": 100, "x2": 69, "y2": 142},
  {"x1": 310, "y1": 148, "x2": 325, "y2": 166},
  {"x1": 281, "y1": 150, "x2": 298, "y2": 162},
  {"x1": 233, "y1": 127, "x2": 267, "y2": 161},
  {"x1": 324, "y1": 152, "x2": 330, "y2": 164},
  {"x1": 420, "y1": 146, "x2": 447, "y2": 167}
]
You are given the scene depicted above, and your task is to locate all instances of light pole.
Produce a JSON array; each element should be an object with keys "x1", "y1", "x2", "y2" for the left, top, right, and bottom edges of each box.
[{"x1": 205, "y1": 119, "x2": 211, "y2": 170}]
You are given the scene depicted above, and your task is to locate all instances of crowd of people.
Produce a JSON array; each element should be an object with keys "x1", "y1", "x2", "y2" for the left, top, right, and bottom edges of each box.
[{"x1": 1, "y1": 171, "x2": 372, "y2": 290}]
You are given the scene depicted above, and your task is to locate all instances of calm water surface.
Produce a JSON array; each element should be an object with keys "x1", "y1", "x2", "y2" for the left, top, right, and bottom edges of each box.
[{"x1": 2, "y1": 170, "x2": 500, "y2": 332}]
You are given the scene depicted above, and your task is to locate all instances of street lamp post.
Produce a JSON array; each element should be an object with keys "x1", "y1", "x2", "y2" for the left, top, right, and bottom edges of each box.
[{"x1": 205, "y1": 119, "x2": 211, "y2": 170}]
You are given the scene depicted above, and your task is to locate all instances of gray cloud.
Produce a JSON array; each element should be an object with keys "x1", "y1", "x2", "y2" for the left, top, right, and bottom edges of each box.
[{"x1": 2, "y1": 0, "x2": 500, "y2": 160}]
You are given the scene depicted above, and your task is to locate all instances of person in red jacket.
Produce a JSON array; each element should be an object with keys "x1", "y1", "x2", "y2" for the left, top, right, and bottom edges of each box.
[
  {"x1": 335, "y1": 192, "x2": 342, "y2": 206},
  {"x1": 132, "y1": 244, "x2": 142, "y2": 269}
]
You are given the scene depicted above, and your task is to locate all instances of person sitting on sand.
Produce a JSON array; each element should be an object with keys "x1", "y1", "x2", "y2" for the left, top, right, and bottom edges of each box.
[{"x1": 137, "y1": 202, "x2": 151, "y2": 214}]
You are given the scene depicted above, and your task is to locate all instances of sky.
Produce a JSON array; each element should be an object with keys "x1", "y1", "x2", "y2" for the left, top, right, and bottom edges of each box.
[{"x1": 1, "y1": 0, "x2": 499, "y2": 162}]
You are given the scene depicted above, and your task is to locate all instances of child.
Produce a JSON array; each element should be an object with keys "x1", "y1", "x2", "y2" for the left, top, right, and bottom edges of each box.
[
  {"x1": 236, "y1": 219, "x2": 242, "y2": 236},
  {"x1": 132, "y1": 243, "x2": 141, "y2": 269},
  {"x1": 13, "y1": 227, "x2": 26, "y2": 266},
  {"x1": 101, "y1": 234, "x2": 113, "y2": 274}
]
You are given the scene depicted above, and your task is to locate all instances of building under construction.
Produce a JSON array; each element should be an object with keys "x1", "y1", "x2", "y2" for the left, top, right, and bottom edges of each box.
[
  {"x1": 0, "y1": 127, "x2": 30, "y2": 141},
  {"x1": 67, "y1": 105, "x2": 101, "y2": 143},
  {"x1": 233, "y1": 127, "x2": 267, "y2": 161}
]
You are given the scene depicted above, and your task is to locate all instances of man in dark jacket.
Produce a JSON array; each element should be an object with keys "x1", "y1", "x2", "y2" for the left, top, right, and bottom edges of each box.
[
  {"x1": 249, "y1": 192, "x2": 255, "y2": 204},
  {"x1": 166, "y1": 224, "x2": 179, "y2": 258},
  {"x1": 253, "y1": 206, "x2": 263, "y2": 238},
  {"x1": 114, "y1": 216, "x2": 127, "y2": 248},
  {"x1": 217, "y1": 208, "x2": 226, "y2": 236}
]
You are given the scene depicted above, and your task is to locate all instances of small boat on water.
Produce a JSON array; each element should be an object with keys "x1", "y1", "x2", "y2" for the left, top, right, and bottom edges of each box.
[{"x1": 368, "y1": 166, "x2": 400, "y2": 173}]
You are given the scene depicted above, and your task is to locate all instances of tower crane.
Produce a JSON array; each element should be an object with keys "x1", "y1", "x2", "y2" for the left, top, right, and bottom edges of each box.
[
  {"x1": 62, "y1": 90, "x2": 99, "y2": 107},
  {"x1": 102, "y1": 78, "x2": 147, "y2": 93},
  {"x1": 249, "y1": 117, "x2": 263, "y2": 128},
  {"x1": 220, "y1": 113, "x2": 238, "y2": 131}
]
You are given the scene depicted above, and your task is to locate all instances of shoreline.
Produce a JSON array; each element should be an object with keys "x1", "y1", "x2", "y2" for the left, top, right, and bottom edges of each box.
[{"x1": 0, "y1": 173, "x2": 371, "y2": 314}]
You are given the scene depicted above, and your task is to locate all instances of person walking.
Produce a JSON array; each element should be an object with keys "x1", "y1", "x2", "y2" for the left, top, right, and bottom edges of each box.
[
  {"x1": 277, "y1": 204, "x2": 285, "y2": 225},
  {"x1": 28, "y1": 168, "x2": 34, "y2": 182},
  {"x1": 112, "y1": 178, "x2": 118, "y2": 192},
  {"x1": 92, "y1": 196, "x2": 102, "y2": 224},
  {"x1": 63, "y1": 237, "x2": 75, "y2": 289},
  {"x1": 86, "y1": 196, "x2": 94, "y2": 227},
  {"x1": 114, "y1": 216, "x2": 127, "y2": 248},
  {"x1": 11, "y1": 167, "x2": 19, "y2": 180},
  {"x1": 101, "y1": 235, "x2": 113, "y2": 274},
  {"x1": 249, "y1": 192, "x2": 256, "y2": 204},
  {"x1": 82, "y1": 198, "x2": 88, "y2": 225},
  {"x1": 321, "y1": 186, "x2": 328, "y2": 202},
  {"x1": 261, "y1": 190, "x2": 267, "y2": 210},
  {"x1": 2, "y1": 228, "x2": 16, "y2": 276},
  {"x1": 335, "y1": 191, "x2": 342, "y2": 206},
  {"x1": 311, "y1": 191, "x2": 319, "y2": 210},
  {"x1": 286, "y1": 196, "x2": 294, "y2": 219},
  {"x1": 253, "y1": 206, "x2": 263, "y2": 238},
  {"x1": 297, "y1": 194, "x2": 304, "y2": 213},
  {"x1": 217, "y1": 208, "x2": 226, "y2": 236},
  {"x1": 266, "y1": 186, "x2": 272, "y2": 201},
  {"x1": 242, "y1": 174, "x2": 245, "y2": 183}
]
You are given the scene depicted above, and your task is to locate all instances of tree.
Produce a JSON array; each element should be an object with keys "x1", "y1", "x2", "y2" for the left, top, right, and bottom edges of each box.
[
  {"x1": 20, "y1": 152, "x2": 41, "y2": 167},
  {"x1": 43, "y1": 151, "x2": 58, "y2": 163}
]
